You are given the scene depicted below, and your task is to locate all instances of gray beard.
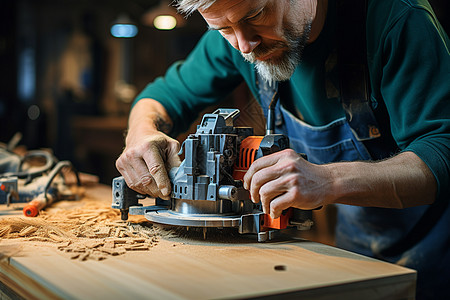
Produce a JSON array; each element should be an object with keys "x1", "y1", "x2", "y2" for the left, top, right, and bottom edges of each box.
[{"x1": 242, "y1": 21, "x2": 312, "y2": 82}]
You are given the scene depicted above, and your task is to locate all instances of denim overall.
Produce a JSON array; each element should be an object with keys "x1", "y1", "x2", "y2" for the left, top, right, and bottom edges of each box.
[
  {"x1": 257, "y1": 74, "x2": 373, "y2": 164},
  {"x1": 256, "y1": 74, "x2": 449, "y2": 299}
]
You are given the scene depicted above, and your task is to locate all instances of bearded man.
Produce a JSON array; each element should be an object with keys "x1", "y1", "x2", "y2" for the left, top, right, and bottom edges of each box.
[{"x1": 116, "y1": 1, "x2": 450, "y2": 298}]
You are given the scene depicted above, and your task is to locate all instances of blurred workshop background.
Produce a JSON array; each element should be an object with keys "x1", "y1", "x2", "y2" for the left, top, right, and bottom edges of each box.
[{"x1": 0, "y1": 0, "x2": 448, "y2": 186}]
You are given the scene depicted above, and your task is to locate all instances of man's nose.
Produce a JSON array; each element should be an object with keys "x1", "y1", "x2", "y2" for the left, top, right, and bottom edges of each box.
[{"x1": 234, "y1": 28, "x2": 261, "y2": 54}]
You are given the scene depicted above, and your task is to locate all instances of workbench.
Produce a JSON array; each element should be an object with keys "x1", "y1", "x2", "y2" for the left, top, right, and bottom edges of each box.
[{"x1": 0, "y1": 185, "x2": 416, "y2": 299}]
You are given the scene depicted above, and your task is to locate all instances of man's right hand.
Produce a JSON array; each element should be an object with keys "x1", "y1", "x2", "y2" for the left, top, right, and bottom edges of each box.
[{"x1": 115, "y1": 99, "x2": 181, "y2": 199}]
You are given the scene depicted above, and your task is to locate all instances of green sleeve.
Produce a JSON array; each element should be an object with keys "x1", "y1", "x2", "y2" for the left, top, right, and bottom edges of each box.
[
  {"x1": 134, "y1": 30, "x2": 246, "y2": 136},
  {"x1": 376, "y1": 4, "x2": 450, "y2": 201}
]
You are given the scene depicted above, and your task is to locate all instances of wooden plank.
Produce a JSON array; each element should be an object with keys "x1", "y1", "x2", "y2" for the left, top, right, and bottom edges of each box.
[
  {"x1": 0, "y1": 236, "x2": 416, "y2": 299},
  {"x1": 0, "y1": 185, "x2": 416, "y2": 299}
]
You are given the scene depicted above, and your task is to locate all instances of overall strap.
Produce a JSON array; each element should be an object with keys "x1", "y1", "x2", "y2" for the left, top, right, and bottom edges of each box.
[
  {"x1": 255, "y1": 74, "x2": 283, "y2": 128},
  {"x1": 336, "y1": 0, "x2": 381, "y2": 141}
]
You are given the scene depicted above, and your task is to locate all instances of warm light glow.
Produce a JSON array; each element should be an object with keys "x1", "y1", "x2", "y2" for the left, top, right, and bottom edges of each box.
[
  {"x1": 153, "y1": 15, "x2": 177, "y2": 30},
  {"x1": 110, "y1": 24, "x2": 138, "y2": 38}
]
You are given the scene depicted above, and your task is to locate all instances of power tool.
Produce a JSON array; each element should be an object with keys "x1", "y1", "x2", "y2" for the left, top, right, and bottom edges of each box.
[
  {"x1": 0, "y1": 141, "x2": 81, "y2": 216},
  {"x1": 112, "y1": 107, "x2": 314, "y2": 242}
]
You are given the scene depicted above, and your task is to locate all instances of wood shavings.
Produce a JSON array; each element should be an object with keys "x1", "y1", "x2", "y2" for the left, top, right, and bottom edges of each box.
[
  {"x1": 57, "y1": 237, "x2": 153, "y2": 260},
  {"x1": 0, "y1": 198, "x2": 164, "y2": 261},
  {"x1": 0, "y1": 226, "x2": 11, "y2": 237},
  {"x1": 19, "y1": 226, "x2": 38, "y2": 237}
]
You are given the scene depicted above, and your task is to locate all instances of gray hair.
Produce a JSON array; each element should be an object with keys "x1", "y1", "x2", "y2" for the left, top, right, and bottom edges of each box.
[{"x1": 175, "y1": 0, "x2": 217, "y2": 15}]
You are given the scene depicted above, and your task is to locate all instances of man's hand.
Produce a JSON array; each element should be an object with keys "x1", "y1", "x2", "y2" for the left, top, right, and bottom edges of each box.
[
  {"x1": 115, "y1": 99, "x2": 181, "y2": 199},
  {"x1": 243, "y1": 149, "x2": 436, "y2": 219},
  {"x1": 116, "y1": 132, "x2": 180, "y2": 199},
  {"x1": 243, "y1": 149, "x2": 332, "y2": 219}
]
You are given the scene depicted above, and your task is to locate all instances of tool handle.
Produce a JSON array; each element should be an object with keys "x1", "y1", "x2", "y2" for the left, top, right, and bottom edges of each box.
[
  {"x1": 23, "y1": 193, "x2": 54, "y2": 217},
  {"x1": 23, "y1": 199, "x2": 45, "y2": 217}
]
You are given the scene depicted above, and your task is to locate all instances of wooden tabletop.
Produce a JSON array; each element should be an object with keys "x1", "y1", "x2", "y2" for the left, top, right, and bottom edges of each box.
[{"x1": 0, "y1": 185, "x2": 416, "y2": 300}]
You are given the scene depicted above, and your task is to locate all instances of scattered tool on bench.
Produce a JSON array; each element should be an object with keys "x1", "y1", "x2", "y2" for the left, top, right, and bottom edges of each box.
[
  {"x1": 112, "y1": 101, "x2": 315, "y2": 241},
  {"x1": 0, "y1": 136, "x2": 81, "y2": 217}
]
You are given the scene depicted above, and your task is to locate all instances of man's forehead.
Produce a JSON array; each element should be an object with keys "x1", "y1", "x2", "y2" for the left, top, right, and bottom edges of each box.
[{"x1": 199, "y1": 0, "x2": 266, "y2": 26}]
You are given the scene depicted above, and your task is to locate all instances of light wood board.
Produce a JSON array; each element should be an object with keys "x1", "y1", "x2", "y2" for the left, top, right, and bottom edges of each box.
[{"x1": 0, "y1": 185, "x2": 416, "y2": 299}]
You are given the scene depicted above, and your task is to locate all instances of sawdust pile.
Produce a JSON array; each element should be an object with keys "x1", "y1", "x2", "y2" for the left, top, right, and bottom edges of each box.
[{"x1": 0, "y1": 202, "x2": 167, "y2": 261}]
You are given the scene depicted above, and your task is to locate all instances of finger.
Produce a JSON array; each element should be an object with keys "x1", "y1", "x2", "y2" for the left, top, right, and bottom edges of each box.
[
  {"x1": 116, "y1": 150, "x2": 157, "y2": 196},
  {"x1": 142, "y1": 146, "x2": 171, "y2": 197},
  {"x1": 243, "y1": 152, "x2": 280, "y2": 190},
  {"x1": 243, "y1": 149, "x2": 299, "y2": 190},
  {"x1": 118, "y1": 163, "x2": 158, "y2": 196},
  {"x1": 132, "y1": 172, "x2": 160, "y2": 197},
  {"x1": 258, "y1": 178, "x2": 288, "y2": 214},
  {"x1": 165, "y1": 140, "x2": 182, "y2": 169},
  {"x1": 167, "y1": 155, "x2": 181, "y2": 170},
  {"x1": 268, "y1": 193, "x2": 295, "y2": 219},
  {"x1": 248, "y1": 163, "x2": 284, "y2": 204},
  {"x1": 115, "y1": 165, "x2": 138, "y2": 193},
  {"x1": 127, "y1": 158, "x2": 160, "y2": 196}
]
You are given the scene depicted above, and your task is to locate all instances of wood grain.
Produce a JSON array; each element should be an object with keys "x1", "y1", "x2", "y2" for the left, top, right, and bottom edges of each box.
[{"x1": 0, "y1": 185, "x2": 416, "y2": 299}]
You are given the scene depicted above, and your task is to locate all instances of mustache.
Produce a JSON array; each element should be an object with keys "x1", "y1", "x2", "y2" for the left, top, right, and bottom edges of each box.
[
  {"x1": 241, "y1": 41, "x2": 288, "y2": 63},
  {"x1": 241, "y1": 21, "x2": 311, "y2": 65}
]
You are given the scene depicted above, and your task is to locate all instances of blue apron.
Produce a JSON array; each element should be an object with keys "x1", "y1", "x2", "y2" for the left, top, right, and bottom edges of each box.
[{"x1": 257, "y1": 75, "x2": 450, "y2": 299}]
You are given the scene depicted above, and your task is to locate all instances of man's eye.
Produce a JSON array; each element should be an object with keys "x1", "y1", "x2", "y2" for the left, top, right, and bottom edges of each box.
[{"x1": 246, "y1": 9, "x2": 264, "y2": 22}]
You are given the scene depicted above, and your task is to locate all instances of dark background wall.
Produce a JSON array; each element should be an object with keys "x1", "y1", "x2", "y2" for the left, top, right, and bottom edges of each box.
[{"x1": 0, "y1": 0, "x2": 211, "y2": 183}]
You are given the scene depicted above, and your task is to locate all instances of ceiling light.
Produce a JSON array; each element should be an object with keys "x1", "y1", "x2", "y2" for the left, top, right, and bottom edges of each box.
[
  {"x1": 142, "y1": 0, "x2": 185, "y2": 30},
  {"x1": 111, "y1": 14, "x2": 138, "y2": 38},
  {"x1": 153, "y1": 15, "x2": 177, "y2": 30}
]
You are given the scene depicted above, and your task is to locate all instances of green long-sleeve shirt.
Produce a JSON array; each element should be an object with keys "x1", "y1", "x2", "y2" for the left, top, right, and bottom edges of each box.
[{"x1": 135, "y1": 0, "x2": 450, "y2": 202}]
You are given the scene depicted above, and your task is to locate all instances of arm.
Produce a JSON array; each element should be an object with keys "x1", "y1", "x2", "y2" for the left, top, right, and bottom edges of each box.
[
  {"x1": 243, "y1": 149, "x2": 436, "y2": 219},
  {"x1": 327, "y1": 151, "x2": 436, "y2": 208},
  {"x1": 245, "y1": 4, "x2": 447, "y2": 219},
  {"x1": 116, "y1": 99, "x2": 181, "y2": 199}
]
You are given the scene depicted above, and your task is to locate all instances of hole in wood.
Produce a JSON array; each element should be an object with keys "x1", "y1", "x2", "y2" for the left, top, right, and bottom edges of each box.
[{"x1": 274, "y1": 265, "x2": 287, "y2": 271}]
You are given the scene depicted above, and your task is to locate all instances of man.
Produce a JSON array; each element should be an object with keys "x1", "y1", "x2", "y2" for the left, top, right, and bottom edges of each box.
[{"x1": 116, "y1": 0, "x2": 449, "y2": 298}]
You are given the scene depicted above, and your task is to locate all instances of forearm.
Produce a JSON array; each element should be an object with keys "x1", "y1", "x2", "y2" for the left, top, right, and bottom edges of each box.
[
  {"x1": 117, "y1": 98, "x2": 180, "y2": 198},
  {"x1": 327, "y1": 151, "x2": 437, "y2": 208},
  {"x1": 126, "y1": 99, "x2": 173, "y2": 145}
]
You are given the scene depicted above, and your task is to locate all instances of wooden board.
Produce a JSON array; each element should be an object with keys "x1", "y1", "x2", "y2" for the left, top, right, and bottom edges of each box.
[{"x1": 0, "y1": 185, "x2": 416, "y2": 299}]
